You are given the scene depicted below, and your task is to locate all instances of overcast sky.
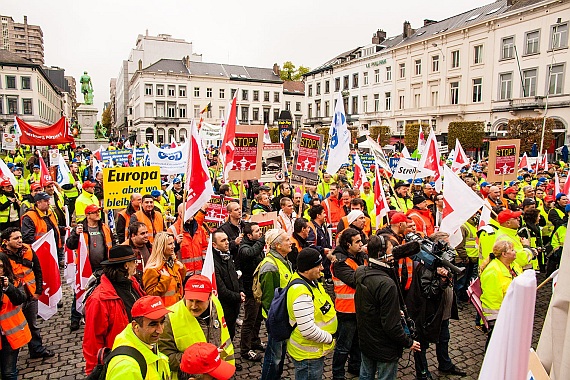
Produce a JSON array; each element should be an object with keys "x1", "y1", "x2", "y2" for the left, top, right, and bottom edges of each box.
[{"x1": 8, "y1": 0, "x2": 490, "y2": 112}]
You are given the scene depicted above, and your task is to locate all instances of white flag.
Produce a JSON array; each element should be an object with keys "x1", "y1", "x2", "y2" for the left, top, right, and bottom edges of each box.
[
  {"x1": 33, "y1": 230, "x2": 62, "y2": 320},
  {"x1": 374, "y1": 165, "x2": 390, "y2": 227},
  {"x1": 555, "y1": 172, "x2": 561, "y2": 195},
  {"x1": 451, "y1": 139, "x2": 469, "y2": 173},
  {"x1": 401, "y1": 146, "x2": 411, "y2": 159},
  {"x1": 352, "y1": 154, "x2": 366, "y2": 191},
  {"x1": 56, "y1": 154, "x2": 71, "y2": 186},
  {"x1": 366, "y1": 136, "x2": 391, "y2": 172},
  {"x1": 202, "y1": 237, "x2": 218, "y2": 294},
  {"x1": 392, "y1": 158, "x2": 434, "y2": 180},
  {"x1": 417, "y1": 128, "x2": 443, "y2": 192},
  {"x1": 263, "y1": 123, "x2": 272, "y2": 144},
  {"x1": 327, "y1": 92, "x2": 351, "y2": 175},
  {"x1": 0, "y1": 157, "x2": 17, "y2": 186}
]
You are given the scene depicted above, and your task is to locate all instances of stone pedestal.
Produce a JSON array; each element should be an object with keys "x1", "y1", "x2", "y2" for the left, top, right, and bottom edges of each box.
[{"x1": 75, "y1": 104, "x2": 103, "y2": 151}]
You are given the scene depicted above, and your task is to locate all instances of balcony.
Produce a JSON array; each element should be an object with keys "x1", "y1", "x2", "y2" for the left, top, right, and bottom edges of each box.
[{"x1": 492, "y1": 96, "x2": 545, "y2": 112}]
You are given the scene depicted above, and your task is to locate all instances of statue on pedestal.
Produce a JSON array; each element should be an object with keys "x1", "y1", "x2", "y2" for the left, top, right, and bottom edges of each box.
[
  {"x1": 94, "y1": 122, "x2": 107, "y2": 139},
  {"x1": 80, "y1": 71, "x2": 94, "y2": 105}
]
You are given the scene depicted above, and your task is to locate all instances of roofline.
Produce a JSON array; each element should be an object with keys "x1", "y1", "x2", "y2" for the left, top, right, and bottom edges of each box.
[
  {"x1": 0, "y1": 60, "x2": 62, "y2": 95},
  {"x1": 229, "y1": 77, "x2": 283, "y2": 85}
]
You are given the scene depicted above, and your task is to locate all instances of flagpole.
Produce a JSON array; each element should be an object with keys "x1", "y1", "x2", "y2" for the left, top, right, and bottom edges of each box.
[
  {"x1": 239, "y1": 170, "x2": 244, "y2": 212},
  {"x1": 299, "y1": 178, "x2": 306, "y2": 217}
]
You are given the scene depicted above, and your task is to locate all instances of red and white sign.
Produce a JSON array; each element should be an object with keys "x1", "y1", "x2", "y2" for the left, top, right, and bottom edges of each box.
[
  {"x1": 33, "y1": 230, "x2": 62, "y2": 320},
  {"x1": 291, "y1": 130, "x2": 323, "y2": 186}
]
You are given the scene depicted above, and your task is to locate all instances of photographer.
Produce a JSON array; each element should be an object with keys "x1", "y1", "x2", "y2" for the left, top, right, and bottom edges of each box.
[
  {"x1": 406, "y1": 232, "x2": 466, "y2": 379},
  {"x1": 355, "y1": 235, "x2": 420, "y2": 380},
  {"x1": 0, "y1": 251, "x2": 31, "y2": 379}
]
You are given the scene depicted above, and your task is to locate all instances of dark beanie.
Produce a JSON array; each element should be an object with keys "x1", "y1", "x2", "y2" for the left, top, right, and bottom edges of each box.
[
  {"x1": 413, "y1": 194, "x2": 427, "y2": 205},
  {"x1": 297, "y1": 248, "x2": 322, "y2": 272}
]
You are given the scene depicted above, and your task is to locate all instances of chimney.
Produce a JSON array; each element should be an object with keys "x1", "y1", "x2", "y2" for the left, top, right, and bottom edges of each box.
[
  {"x1": 507, "y1": 0, "x2": 519, "y2": 6},
  {"x1": 403, "y1": 21, "x2": 413, "y2": 39},
  {"x1": 424, "y1": 19, "x2": 437, "y2": 27},
  {"x1": 372, "y1": 29, "x2": 386, "y2": 44},
  {"x1": 273, "y1": 63, "x2": 280, "y2": 77},
  {"x1": 24, "y1": 15, "x2": 28, "y2": 25}
]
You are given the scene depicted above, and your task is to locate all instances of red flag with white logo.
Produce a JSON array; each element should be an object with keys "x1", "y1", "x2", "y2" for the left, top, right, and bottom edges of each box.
[
  {"x1": 451, "y1": 139, "x2": 469, "y2": 173},
  {"x1": 374, "y1": 165, "x2": 390, "y2": 227},
  {"x1": 33, "y1": 230, "x2": 62, "y2": 320},
  {"x1": 202, "y1": 237, "x2": 218, "y2": 295},
  {"x1": 353, "y1": 154, "x2": 366, "y2": 191},
  {"x1": 63, "y1": 228, "x2": 76, "y2": 285},
  {"x1": 519, "y1": 153, "x2": 529, "y2": 171},
  {"x1": 37, "y1": 155, "x2": 53, "y2": 186},
  {"x1": 74, "y1": 232, "x2": 93, "y2": 313},
  {"x1": 417, "y1": 128, "x2": 442, "y2": 192},
  {"x1": 541, "y1": 152, "x2": 548, "y2": 171},
  {"x1": 221, "y1": 97, "x2": 237, "y2": 183}
]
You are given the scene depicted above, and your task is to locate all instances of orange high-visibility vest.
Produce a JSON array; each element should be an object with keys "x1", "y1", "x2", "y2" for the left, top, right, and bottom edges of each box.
[
  {"x1": 7, "y1": 245, "x2": 37, "y2": 296},
  {"x1": 331, "y1": 257, "x2": 359, "y2": 313},
  {"x1": 0, "y1": 288, "x2": 31, "y2": 350},
  {"x1": 134, "y1": 210, "x2": 165, "y2": 244},
  {"x1": 22, "y1": 208, "x2": 61, "y2": 248},
  {"x1": 169, "y1": 213, "x2": 207, "y2": 277}
]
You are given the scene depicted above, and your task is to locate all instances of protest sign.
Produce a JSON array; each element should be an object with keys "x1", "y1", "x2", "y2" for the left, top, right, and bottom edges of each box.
[
  {"x1": 48, "y1": 149, "x2": 59, "y2": 166},
  {"x1": 101, "y1": 148, "x2": 145, "y2": 166},
  {"x1": 348, "y1": 153, "x2": 375, "y2": 172},
  {"x1": 148, "y1": 140, "x2": 189, "y2": 174},
  {"x1": 278, "y1": 118, "x2": 293, "y2": 158},
  {"x1": 203, "y1": 194, "x2": 240, "y2": 229},
  {"x1": 103, "y1": 166, "x2": 161, "y2": 209},
  {"x1": 291, "y1": 130, "x2": 323, "y2": 186},
  {"x1": 249, "y1": 211, "x2": 277, "y2": 234},
  {"x1": 392, "y1": 157, "x2": 434, "y2": 180},
  {"x1": 487, "y1": 139, "x2": 520, "y2": 182},
  {"x1": 228, "y1": 125, "x2": 263, "y2": 181},
  {"x1": 261, "y1": 143, "x2": 286, "y2": 183},
  {"x1": 2, "y1": 133, "x2": 17, "y2": 150},
  {"x1": 389, "y1": 157, "x2": 401, "y2": 172}
]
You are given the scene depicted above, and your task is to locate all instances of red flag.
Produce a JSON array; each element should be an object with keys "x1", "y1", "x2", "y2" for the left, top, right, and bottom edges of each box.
[
  {"x1": 38, "y1": 155, "x2": 52, "y2": 186},
  {"x1": 184, "y1": 120, "x2": 215, "y2": 223},
  {"x1": 32, "y1": 230, "x2": 62, "y2": 320},
  {"x1": 542, "y1": 152, "x2": 548, "y2": 171},
  {"x1": 202, "y1": 237, "x2": 218, "y2": 295},
  {"x1": 374, "y1": 165, "x2": 390, "y2": 227},
  {"x1": 563, "y1": 175, "x2": 570, "y2": 196},
  {"x1": 63, "y1": 229, "x2": 76, "y2": 285},
  {"x1": 74, "y1": 232, "x2": 92, "y2": 313},
  {"x1": 352, "y1": 154, "x2": 366, "y2": 190},
  {"x1": 417, "y1": 128, "x2": 442, "y2": 191},
  {"x1": 519, "y1": 153, "x2": 529, "y2": 171},
  {"x1": 221, "y1": 97, "x2": 237, "y2": 183},
  {"x1": 451, "y1": 139, "x2": 469, "y2": 173},
  {"x1": 17, "y1": 116, "x2": 75, "y2": 146}
]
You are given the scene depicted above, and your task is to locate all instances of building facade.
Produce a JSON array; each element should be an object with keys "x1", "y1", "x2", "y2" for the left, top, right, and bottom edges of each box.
[
  {"x1": 303, "y1": 0, "x2": 570, "y2": 152},
  {"x1": 0, "y1": 15, "x2": 44, "y2": 64}
]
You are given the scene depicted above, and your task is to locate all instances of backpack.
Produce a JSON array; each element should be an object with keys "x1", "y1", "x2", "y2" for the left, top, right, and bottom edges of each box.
[
  {"x1": 86, "y1": 345, "x2": 147, "y2": 380},
  {"x1": 265, "y1": 278, "x2": 314, "y2": 342},
  {"x1": 252, "y1": 255, "x2": 276, "y2": 304}
]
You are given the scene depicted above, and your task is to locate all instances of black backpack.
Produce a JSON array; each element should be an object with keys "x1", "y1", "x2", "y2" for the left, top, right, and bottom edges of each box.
[
  {"x1": 86, "y1": 345, "x2": 147, "y2": 380},
  {"x1": 265, "y1": 278, "x2": 314, "y2": 342}
]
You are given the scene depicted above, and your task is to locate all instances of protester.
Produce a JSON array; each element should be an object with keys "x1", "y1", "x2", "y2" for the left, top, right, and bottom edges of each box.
[
  {"x1": 218, "y1": 201, "x2": 245, "y2": 262},
  {"x1": 75, "y1": 180, "x2": 99, "y2": 222},
  {"x1": 322, "y1": 182, "x2": 343, "y2": 229},
  {"x1": 130, "y1": 194, "x2": 166, "y2": 244},
  {"x1": 290, "y1": 217, "x2": 312, "y2": 271},
  {"x1": 116, "y1": 193, "x2": 142, "y2": 244},
  {"x1": 306, "y1": 204, "x2": 332, "y2": 282},
  {"x1": 169, "y1": 203, "x2": 208, "y2": 278},
  {"x1": 0, "y1": 180, "x2": 21, "y2": 230},
  {"x1": 19, "y1": 182, "x2": 42, "y2": 216},
  {"x1": 180, "y1": 342, "x2": 236, "y2": 380},
  {"x1": 21, "y1": 191, "x2": 61, "y2": 254}
]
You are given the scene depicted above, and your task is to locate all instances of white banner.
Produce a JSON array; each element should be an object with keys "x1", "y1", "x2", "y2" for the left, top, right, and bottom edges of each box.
[
  {"x1": 48, "y1": 149, "x2": 59, "y2": 166},
  {"x1": 2, "y1": 133, "x2": 17, "y2": 150},
  {"x1": 148, "y1": 140, "x2": 189, "y2": 174},
  {"x1": 392, "y1": 158, "x2": 434, "y2": 180}
]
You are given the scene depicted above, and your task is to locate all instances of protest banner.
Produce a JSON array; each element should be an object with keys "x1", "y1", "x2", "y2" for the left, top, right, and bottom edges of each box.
[
  {"x1": 278, "y1": 117, "x2": 293, "y2": 158},
  {"x1": 203, "y1": 194, "x2": 240, "y2": 229},
  {"x1": 2, "y1": 133, "x2": 17, "y2": 150},
  {"x1": 228, "y1": 125, "x2": 263, "y2": 181},
  {"x1": 389, "y1": 157, "x2": 401, "y2": 172},
  {"x1": 249, "y1": 211, "x2": 277, "y2": 234},
  {"x1": 16, "y1": 117, "x2": 75, "y2": 146},
  {"x1": 487, "y1": 139, "x2": 520, "y2": 183},
  {"x1": 261, "y1": 143, "x2": 286, "y2": 183},
  {"x1": 148, "y1": 140, "x2": 189, "y2": 174},
  {"x1": 291, "y1": 130, "x2": 323, "y2": 186},
  {"x1": 48, "y1": 149, "x2": 59, "y2": 166},
  {"x1": 348, "y1": 153, "x2": 375, "y2": 172},
  {"x1": 103, "y1": 166, "x2": 161, "y2": 209},
  {"x1": 101, "y1": 148, "x2": 145, "y2": 166}
]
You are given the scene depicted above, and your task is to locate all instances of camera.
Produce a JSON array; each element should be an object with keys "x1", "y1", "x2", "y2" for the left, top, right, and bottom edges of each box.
[{"x1": 404, "y1": 233, "x2": 465, "y2": 276}]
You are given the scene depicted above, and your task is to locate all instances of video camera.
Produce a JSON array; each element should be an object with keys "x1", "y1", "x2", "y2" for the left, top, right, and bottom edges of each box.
[{"x1": 403, "y1": 233, "x2": 465, "y2": 276}]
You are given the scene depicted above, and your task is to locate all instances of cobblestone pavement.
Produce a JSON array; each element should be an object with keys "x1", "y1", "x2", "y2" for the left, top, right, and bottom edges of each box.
[{"x1": 17, "y1": 273, "x2": 551, "y2": 379}]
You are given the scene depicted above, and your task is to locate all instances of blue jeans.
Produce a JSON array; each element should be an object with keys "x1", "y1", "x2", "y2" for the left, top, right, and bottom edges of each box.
[
  {"x1": 0, "y1": 335, "x2": 20, "y2": 380},
  {"x1": 414, "y1": 319, "x2": 453, "y2": 379},
  {"x1": 332, "y1": 317, "x2": 360, "y2": 379},
  {"x1": 359, "y1": 353, "x2": 398, "y2": 380},
  {"x1": 261, "y1": 334, "x2": 288, "y2": 380},
  {"x1": 292, "y1": 357, "x2": 325, "y2": 380}
]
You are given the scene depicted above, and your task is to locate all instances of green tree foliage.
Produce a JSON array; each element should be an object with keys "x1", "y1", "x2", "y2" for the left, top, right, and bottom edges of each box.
[
  {"x1": 447, "y1": 121, "x2": 485, "y2": 150},
  {"x1": 404, "y1": 123, "x2": 429, "y2": 151},
  {"x1": 280, "y1": 61, "x2": 310, "y2": 81},
  {"x1": 369, "y1": 126, "x2": 391, "y2": 146},
  {"x1": 101, "y1": 106, "x2": 112, "y2": 129},
  {"x1": 507, "y1": 117, "x2": 555, "y2": 152}
]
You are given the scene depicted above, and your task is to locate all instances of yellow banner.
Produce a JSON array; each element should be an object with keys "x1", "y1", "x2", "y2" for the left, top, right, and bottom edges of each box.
[{"x1": 103, "y1": 166, "x2": 161, "y2": 209}]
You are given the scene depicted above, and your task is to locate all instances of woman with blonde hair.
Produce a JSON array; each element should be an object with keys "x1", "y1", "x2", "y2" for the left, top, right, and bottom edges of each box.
[
  {"x1": 480, "y1": 239, "x2": 520, "y2": 348},
  {"x1": 142, "y1": 231, "x2": 186, "y2": 306}
]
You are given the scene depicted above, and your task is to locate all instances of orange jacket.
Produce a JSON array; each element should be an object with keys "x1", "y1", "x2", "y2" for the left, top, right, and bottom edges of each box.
[
  {"x1": 0, "y1": 285, "x2": 31, "y2": 350},
  {"x1": 406, "y1": 208, "x2": 435, "y2": 238},
  {"x1": 134, "y1": 210, "x2": 165, "y2": 244},
  {"x1": 322, "y1": 196, "x2": 344, "y2": 227},
  {"x1": 22, "y1": 208, "x2": 61, "y2": 248},
  {"x1": 169, "y1": 212, "x2": 208, "y2": 277},
  {"x1": 142, "y1": 261, "x2": 186, "y2": 307},
  {"x1": 331, "y1": 257, "x2": 359, "y2": 313},
  {"x1": 7, "y1": 245, "x2": 37, "y2": 296}
]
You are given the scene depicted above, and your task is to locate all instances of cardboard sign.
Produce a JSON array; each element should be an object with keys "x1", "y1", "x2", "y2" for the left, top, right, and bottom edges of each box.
[
  {"x1": 349, "y1": 154, "x2": 375, "y2": 172},
  {"x1": 249, "y1": 211, "x2": 277, "y2": 234},
  {"x1": 101, "y1": 148, "x2": 145, "y2": 166},
  {"x1": 103, "y1": 166, "x2": 161, "y2": 209},
  {"x1": 203, "y1": 194, "x2": 239, "y2": 228},
  {"x1": 487, "y1": 139, "x2": 520, "y2": 182},
  {"x1": 228, "y1": 125, "x2": 264, "y2": 181},
  {"x1": 278, "y1": 119, "x2": 293, "y2": 158},
  {"x1": 2, "y1": 133, "x2": 17, "y2": 150},
  {"x1": 48, "y1": 149, "x2": 59, "y2": 167},
  {"x1": 261, "y1": 143, "x2": 286, "y2": 183},
  {"x1": 291, "y1": 130, "x2": 323, "y2": 186}
]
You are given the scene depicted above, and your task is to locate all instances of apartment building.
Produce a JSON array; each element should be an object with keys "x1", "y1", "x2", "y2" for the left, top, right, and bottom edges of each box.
[{"x1": 0, "y1": 15, "x2": 44, "y2": 64}]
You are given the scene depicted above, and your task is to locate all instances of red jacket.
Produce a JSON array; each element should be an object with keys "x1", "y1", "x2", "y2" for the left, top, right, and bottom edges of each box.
[
  {"x1": 406, "y1": 208, "x2": 435, "y2": 237},
  {"x1": 83, "y1": 274, "x2": 145, "y2": 374}
]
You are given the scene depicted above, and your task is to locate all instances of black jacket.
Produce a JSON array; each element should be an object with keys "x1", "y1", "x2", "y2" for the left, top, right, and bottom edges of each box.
[
  {"x1": 116, "y1": 203, "x2": 137, "y2": 244},
  {"x1": 355, "y1": 261, "x2": 413, "y2": 362},
  {"x1": 212, "y1": 247, "x2": 243, "y2": 316},
  {"x1": 218, "y1": 220, "x2": 245, "y2": 262},
  {"x1": 237, "y1": 235, "x2": 265, "y2": 297},
  {"x1": 331, "y1": 245, "x2": 366, "y2": 319}
]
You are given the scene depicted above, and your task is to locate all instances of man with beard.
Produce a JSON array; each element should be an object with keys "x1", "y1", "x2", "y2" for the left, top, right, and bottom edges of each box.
[
  {"x1": 116, "y1": 193, "x2": 142, "y2": 244},
  {"x1": 123, "y1": 221, "x2": 152, "y2": 283},
  {"x1": 169, "y1": 178, "x2": 184, "y2": 217},
  {"x1": 406, "y1": 195, "x2": 435, "y2": 238},
  {"x1": 290, "y1": 218, "x2": 312, "y2": 272},
  {"x1": 219, "y1": 202, "x2": 246, "y2": 262},
  {"x1": 130, "y1": 194, "x2": 166, "y2": 244},
  {"x1": 390, "y1": 182, "x2": 413, "y2": 213}
]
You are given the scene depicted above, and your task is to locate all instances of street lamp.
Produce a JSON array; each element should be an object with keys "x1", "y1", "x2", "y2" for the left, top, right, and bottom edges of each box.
[{"x1": 432, "y1": 43, "x2": 445, "y2": 61}]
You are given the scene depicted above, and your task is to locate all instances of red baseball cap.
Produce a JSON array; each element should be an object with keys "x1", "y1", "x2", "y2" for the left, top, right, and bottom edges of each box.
[
  {"x1": 184, "y1": 275, "x2": 212, "y2": 301},
  {"x1": 82, "y1": 181, "x2": 96, "y2": 189},
  {"x1": 181, "y1": 342, "x2": 235, "y2": 380},
  {"x1": 497, "y1": 209, "x2": 522, "y2": 224},
  {"x1": 30, "y1": 182, "x2": 43, "y2": 191},
  {"x1": 85, "y1": 204, "x2": 102, "y2": 214},
  {"x1": 0, "y1": 179, "x2": 12, "y2": 187},
  {"x1": 390, "y1": 212, "x2": 410, "y2": 225},
  {"x1": 131, "y1": 296, "x2": 171, "y2": 320},
  {"x1": 544, "y1": 195, "x2": 555, "y2": 203},
  {"x1": 504, "y1": 187, "x2": 517, "y2": 195}
]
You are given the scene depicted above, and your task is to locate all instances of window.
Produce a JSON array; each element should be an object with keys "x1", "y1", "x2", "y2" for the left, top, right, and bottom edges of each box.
[
  {"x1": 308, "y1": 85, "x2": 313, "y2": 97},
  {"x1": 285, "y1": 101, "x2": 291, "y2": 111},
  {"x1": 552, "y1": 23, "x2": 568, "y2": 49},
  {"x1": 264, "y1": 91, "x2": 270, "y2": 102},
  {"x1": 415, "y1": 59, "x2": 422, "y2": 75},
  {"x1": 241, "y1": 106, "x2": 249, "y2": 123},
  {"x1": 145, "y1": 84, "x2": 153, "y2": 96},
  {"x1": 194, "y1": 105, "x2": 201, "y2": 118},
  {"x1": 343, "y1": 76, "x2": 349, "y2": 90},
  {"x1": 156, "y1": 102, "x2": 165, "y2": 117},
  {"x1": 167, "y1": 86, "x2": 175, "y2": 97},
  {"x1": 7, "y1": 97, "x2": 17, "y2": 114},
  {"x1": 525, "y1": 31, "x2": 540, "y2": 55},
  {"x1": 315, "y1": 100, "x2": 321, "y2": 117},
  {"x1": 324, "y1": 101, "x2": 330, "y2": 117},
  {"x1": 431, "y1": 90, "x2": 439, "y2": 106},
  {"x1": 21, "y1": 76, "x2": 31, "y2": 90},
  {"x1": 22, "y1": 99, "x2": 32, "y2": 114},
  {"x1": 179, "y1": 86, "x2": 186, "y2": 97},
  {"x1": 296, "y1": 102, "x2": 301, "y2": 112},
  {"x1": 432, "y1": 55, "x2": 440, "y2": 72},
  {"x1": 451, "y1": 50, "x2": 460, "y2": 68},
  {"x1": 374, "y1": 94, "x2": 380, "y2": 112},
  {"x1": 167, "y1": 103, "x2": 176, "y2": 118},
  {"x1": 206, "y1": 88, "x2": 212, "y2": 98},
  {"x1": 363, "y1": 72, "x2": 369, "y2": 85},
  {"x1": 145, "y1": 103, "x2": 153, "y2": 117},
  {"x1": 273, "y1": 109, "x2": 280, "y2": 123},
  {"x1": 374, "y1": 69, "x2": 380, "y2": 83},
  {"x1": 334, "y1": 78, "x2": 340, "y2": 92},
  {"x1": 179, "y1": 104, "x2": 186, "y2": 118},
  {"x1": 316, "y1": 82, "x2": 321, "y2": 95},
  {"x1": 386, "y1": 66, "x2": 392, "y2": 81},
  {"x1": 398, "y1": 94, "x2": 405, "y2": 109},
  {"x1": 352, "y1": 96, "x2": 358, "y2": 114},
  {"x1": 219, "y1": 89, "x2": 225, "y2": 99},
  {"x1": 352, "y1": 73, "x2": 359, "y2": 88},
  {"x1": 548, "y1": 64, "x2": 564, "y2": 95},
  {"x1": 242, "y1": 90, "x2": 248, "y2": 101},
  {"x1": 273, "y1": 92, "x2": 279, "y2": 102},
  {"x1": 385, "y1": 92, "x2": 391, "y2": 111},
  {"x1": 501, "y1": 37, "x2": 514, "y2": 59},
  {"x1": 253, "y1": 90, "x2": 259, "y2": 101},
  {"x1": 473, "y1": 78, "x2": 483, "y2": 102},
  {"x1": 325, "y1": 80, "x2": 330, "y2": 93},
  {"x1": 253, "y1": 108, "x2": 259, "y2": 120},
  {"x1": 450, "y1": 82, "x2": 459, "y2": 104},
  {"x1": 414, "y1": 93, "x2": 421, "y2": 108},
  {"x1": 399, "y1": 63, "x2": 406, "y2": 78},
  {"x1": 522, "y1": 69, "x2": 537, "y2": 97},
  {"x1": 194, "y1": 87, "x2": 200, "y2": 97},
  {"x1": 231, "y1": 89, "x2": 237, "y2": 98},
  {"x1": 474, "y1": 45, "x2": 483, "y2": 64},
  {"x1": 499, "y1": 73, "x2": 513, "y2": 100},
  {"x1": 6, "y1": 76, "x2": 15, "y2": 89},
  {"x1": 363, "y1": 95, "x2": 368, "y2": 113},
  {"x1": 308, "y1": 104, "x2": 312, "y2": 118},
  {"x1": 156, "y1": 85, "x2": 164, "y2": 96},
  {"x1": 219, "y1": 106, "x2": 225, "y2": 119}
]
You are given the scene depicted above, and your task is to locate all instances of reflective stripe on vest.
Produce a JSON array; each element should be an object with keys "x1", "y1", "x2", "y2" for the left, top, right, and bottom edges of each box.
[
  {"x1": 332, "y1": 257, "x2": 358, "y2": 313},
  {"x1": 0, "y1": 293, "x2": 31, "y2": 350},
  {"x1": 9, "y1": 246, "x2": 36, "y2": 295},
  {"x1": 464, "y1": 223, "x2": 479, "y2": 258},
  {"x1": 22, "y1": 209, "x2": 61, "y2": 248}
]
